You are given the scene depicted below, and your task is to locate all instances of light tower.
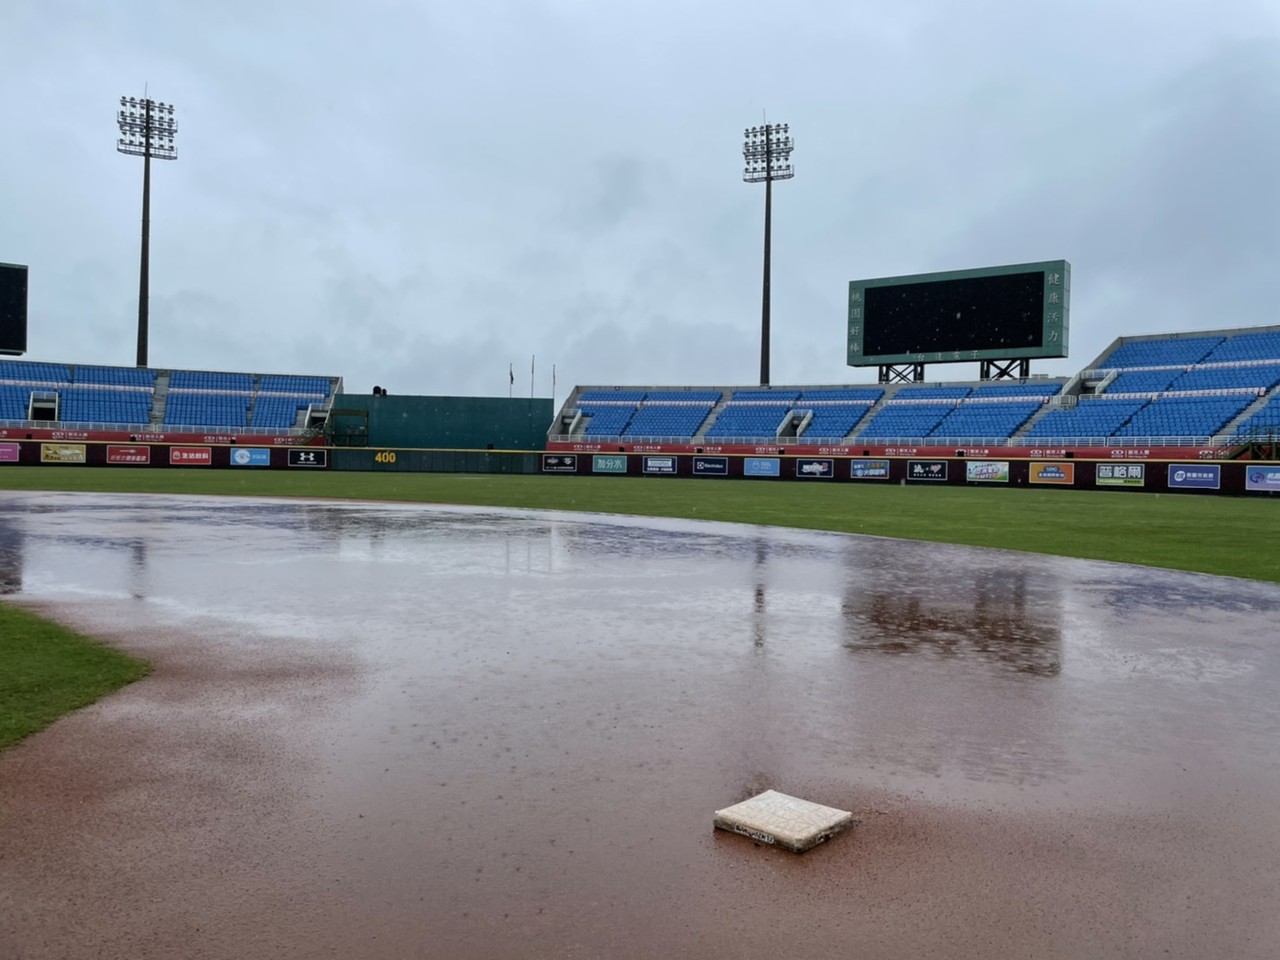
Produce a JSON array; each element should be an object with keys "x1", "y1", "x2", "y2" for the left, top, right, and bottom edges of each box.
[
  {"x1": 117, "y1": 96, "x2": 177, "y2": 368},
  {"x1": 742, "y1": 122, "x2": 794, "y2": 386}
]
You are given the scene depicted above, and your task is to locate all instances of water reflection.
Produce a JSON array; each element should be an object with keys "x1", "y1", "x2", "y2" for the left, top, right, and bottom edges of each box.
[
  {"x1": 0, "y1": 516, "x2": 22, "y2": 595},
  {"x1": 840, "y1": 541, "x2": 1064, "y2": 676}
]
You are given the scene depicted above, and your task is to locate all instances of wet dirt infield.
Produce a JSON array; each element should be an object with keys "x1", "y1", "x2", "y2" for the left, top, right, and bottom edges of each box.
[{"x1": 2, "y1": 491, "x2": 1279, "y2": 959}]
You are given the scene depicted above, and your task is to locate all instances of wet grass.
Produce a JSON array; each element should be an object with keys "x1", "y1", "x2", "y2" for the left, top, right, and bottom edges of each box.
[
  {"x1": 0, "y1": 603, "x2": 150, "y2": 751},
  {"x1": 1, "y1": 466, "x2": 1277, "y2": 582}
]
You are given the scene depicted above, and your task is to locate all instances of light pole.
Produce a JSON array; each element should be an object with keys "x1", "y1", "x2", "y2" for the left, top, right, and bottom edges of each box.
[
  {"x1": 117, "y1": 96, "x2": 177, "y2": 368},
  {"x1": 743, "y1": 123, "x2": 794, "y2": 386}
]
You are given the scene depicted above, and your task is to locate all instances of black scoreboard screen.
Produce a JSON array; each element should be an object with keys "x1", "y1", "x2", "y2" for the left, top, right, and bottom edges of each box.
[
  {"x1": 0, "y1": 262, "x2": 28, "y2": 356},
  {"x1": 848, "y1": 260, "x2": 1069, "y2": 367}
]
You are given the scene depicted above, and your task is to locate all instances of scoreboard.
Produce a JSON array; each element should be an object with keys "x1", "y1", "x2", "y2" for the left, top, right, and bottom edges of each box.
[
  {"x1": 0, "y1": 262, "x2": 28, "y2": 356},
  {"x1": 847, "y1": 260, "x2": 1069, "y2": 367}
]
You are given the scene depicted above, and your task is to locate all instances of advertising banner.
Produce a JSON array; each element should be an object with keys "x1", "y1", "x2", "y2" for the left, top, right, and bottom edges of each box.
[
  {"x1": 907, "y1": 460, "x2": 948, "y2": 481},
  {"x1": 692, "y1": 456, "x2": 728, "y2": 476},
  {"x1": 1030, "y1": 462, "x2": 1074, "y2": 485},
  {"x1": 169, "y1": 446, "x2": 212, "y2": 466},
  {"x1": 642, "y1": 455, "x2": 677, "y2": 475},
  {"x1": 0, "y1": 442, "x2": 18, "y2": 463},
  {"x1": 230, "y1": 447, "x2": 271, "y2": 467},
  {"x1": 850, "y1": 458, "x2": 890, "y2": 479},
  {"x1": 1167, "y1": 464, "x2": 1220, "y2": 490},
  {"x1": 592, "y1": 454, "x2": 628, "y2": 474},
  {"x1": 743, "y1": 457, "x2": 781, "y2": 478},
  {"x1": 541, "y1": 453, "x2": 577, "y2": 473},
  {"x1": 40, "y1": 443, "x2": 86, "y2": 464},
  {"x1": 795, "y1": 457, "x2": 834, "y2": 479},
  {"x1": 106, "y1": 445, "x2": 151, "y2": 465},
  {"x1": 287, "y1": 448, "x2": 328, "y2": 469},
  {"x1": 1245, "y1": 466, "x2": 1280, "y2": 492},
  {"x1": 965, "y1": 461, "x2": 1009, "y2": 483},
  {"x1": 1096, "y1": 463, "x2": 1145, "y2": 487}
]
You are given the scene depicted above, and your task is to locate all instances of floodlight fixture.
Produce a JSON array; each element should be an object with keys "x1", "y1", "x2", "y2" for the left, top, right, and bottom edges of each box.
[
  {"x1": 742, "y1": 121, "x2": 794, "y2": 385},
  {"x1": 117, "y1": 95, "x2": 178, "y2": 367}
]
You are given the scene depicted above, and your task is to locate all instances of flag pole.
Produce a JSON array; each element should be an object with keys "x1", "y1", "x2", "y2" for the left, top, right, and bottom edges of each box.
[{"x1": 508, "y1": 362, "x2": 513, "y2": 398}]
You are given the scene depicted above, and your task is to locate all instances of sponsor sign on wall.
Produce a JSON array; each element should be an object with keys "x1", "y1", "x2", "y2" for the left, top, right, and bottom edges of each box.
[
  {"x1": 1030, "y1": 462, "x2": 1074, "y2": 485},
  {"x1": 1096, "y1": 463, "x2": 1145, "y2": 487},
  {"x1": 795, "y1": 457, "x2": 834, "y2": 479},
  {"x1": 642, "y1": 455, "x2": 677, "y2": 475},
  {"x1": 230, "y1": 447, "x2": 271, "y2": 467},
  {"x1": 907, "y1": 460, "x2": 948, "y2": 481},
  {"x1": 965, "y1": 460, "x2": 1009, "y2": 483},
  {"x1": 1167, "y1": 464, "x2": 1220, "y2": 490},
  {"x1": 542, "y1": 453, "x2": 577, "y2": 473},
  {"x1": 0, "y1": 442, "x2": 18, "y2": 463},
  {"x1": 106, "y1": 445, "x2": 151, "y2": 465},
  {"x1": 169, "y1": 446, "x2": 212, "y2": 466},
  {"x1": 40, "y1": 443, "x2": 86, "y2": 464},
  {"x1": 1245, "y1": 466, "x2": 1280, "y2": 492},
  {"x1": 287, "y1": 448, "x2": 328, "y2": 469},
  {"x1": 743, "y1": 457, "x2": 781, "y2": 478},
  {"x1": 592, "y1": 454, "x2": 628, "y2": 474},
  {"x1": 691, "y1": 456, "x2": 728, "y2": 476},
  {"x1": 850, "y1": 458, "x2": 890, "y2": 479}
]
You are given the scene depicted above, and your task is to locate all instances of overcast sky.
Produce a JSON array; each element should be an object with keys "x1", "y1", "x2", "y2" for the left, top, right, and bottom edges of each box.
[{"x1": 4, "y1": 0, "x2": 1278, "y2": 404}]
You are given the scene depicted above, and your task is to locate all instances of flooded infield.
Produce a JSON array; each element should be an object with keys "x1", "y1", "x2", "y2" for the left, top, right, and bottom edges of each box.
[{"x1": 1, "y1": 490, "x2": 1279, "y2": 959}]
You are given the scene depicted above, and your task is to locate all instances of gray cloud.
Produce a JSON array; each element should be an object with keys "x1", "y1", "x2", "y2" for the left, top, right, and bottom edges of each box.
[{"x1": 3, "y1": 0, "x2": 1278, "y2": 402}]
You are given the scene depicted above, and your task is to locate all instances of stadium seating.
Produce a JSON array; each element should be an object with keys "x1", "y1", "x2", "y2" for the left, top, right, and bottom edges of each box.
[
  {"x1": 1102, "y1": 336, "x2": 1224, "y2": 368},
  {"x1": 580, "y1": 404, "x2": 636, "y2": 436},
  {"x1": 704, "y1": 403, "x2": 792, "y2": 439},
  {"x1": 1022, "y1": 399, "x2": 1149, "y2": 440},
  {"x1": 1106, "y1": 370, "x2": 1181, "y2": 394},
  {"x1": 1200, "y1": 331, "x2": 1280, "y2": 363},
  {"x1": 856, "y1": 402, "x2": 957, "y2": 439},
  {"x1": 1167, "y1": 365, "x2": 1280, "y2": 393},
  {"x1": 1113, "y1": 394, "x2": 1252, "y2": 439},
  {"x1": 928, "y1": 401, "x2": 1043, "y2": 440}
]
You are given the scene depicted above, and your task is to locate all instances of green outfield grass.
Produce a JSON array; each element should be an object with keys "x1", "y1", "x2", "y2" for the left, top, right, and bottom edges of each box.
[
  {"x1": 0, "y1": 603, "x2": 150, "y2": 751},
  {"x1": 1, "y1": 465, "x2": 1276, "y2": 582}
]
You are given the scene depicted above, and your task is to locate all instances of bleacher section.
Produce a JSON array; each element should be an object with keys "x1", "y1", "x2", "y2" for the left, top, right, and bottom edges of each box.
[
  {"x1": 0, "y1": 360, "x2": 338, "y2": 432},
  {"x1": 1023, "y1": 399, "x2": 1148, "y2": 441},
  {"x1": 856, "y1": 403, "x2": 958, "y2": 440}
]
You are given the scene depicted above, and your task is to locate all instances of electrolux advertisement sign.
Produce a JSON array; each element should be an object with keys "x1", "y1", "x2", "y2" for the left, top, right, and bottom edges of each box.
[
  {"x1": 1167, "y1": 464, "x2": 1220, "y2": 490},
  {"x1": 907, "y1": 460, "x2": 948, "y2": 481},
  {"x1": 541, "y1": 453, "x2": 577, "y2": 473},
  {"x1": 592, "y1": 454, "x2": 628, "y2": 474},
  {"x1": 965, "y1": 461, "x2": 1009, "y2": 483},
  {"x1": 743, "y1": 457, "x2": 781, "y2": 478},
  {"x1": 795, "y1": 457, "x2": 834, "y2": 479},
  {"x1": 1030, "y1": 462, "x2": 1074, "y2": 485},
  {"x1": 1096, "y1": 463, "x2": 1145, "y2": 487},
  {"x1": 1245, "y1": 466, "x2": 1280, "y2": 492},
  {"x1": 849, "y1": 458, "x2": 890, "y2": 479},
  {"x1": 642, "y1": 456, "x2": 677, "y2": 475},
  {"x1": 692, "y1": 456, "x2": 728, "y2": 476},
  {"x1": 0, "y1": 442, "x2": 19, "y2": 463},
  {"x1": 230, "y1": 447, "x2": 272, "y2": 467},
  {"x1": 106, "y1": 445, "x2": 151, "y2": 465}
]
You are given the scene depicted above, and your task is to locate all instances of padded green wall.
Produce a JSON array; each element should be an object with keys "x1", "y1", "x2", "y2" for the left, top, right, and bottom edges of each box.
[{"x1": 333, "y1": 394, "x2": 553, "y2": 450}]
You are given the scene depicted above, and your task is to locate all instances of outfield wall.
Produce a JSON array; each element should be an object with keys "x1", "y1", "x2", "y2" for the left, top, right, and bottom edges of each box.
[{"x1": 1, "y1": 439, "x2": 1276, "y2": 493}]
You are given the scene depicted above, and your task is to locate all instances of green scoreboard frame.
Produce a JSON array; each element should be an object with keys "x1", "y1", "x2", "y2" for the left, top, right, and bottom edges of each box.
[{"x1": 847, "y1": 260, "x2": 1070, "y2": 367}]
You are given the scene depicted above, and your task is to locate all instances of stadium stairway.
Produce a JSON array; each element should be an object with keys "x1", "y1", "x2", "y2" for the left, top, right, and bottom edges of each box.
[
  {"x1": 846, "y1": 393, "x2": 890, "y2": 440},
  {"x1": 695, "y1": 395, "x2": 731, "y2": 441},
  {"x1": 150, "y1": 372, "x2": 170, "y2": 425},
  {"x1": 1220, "y1": 386, "x2": 1280, "y2": 440}
]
